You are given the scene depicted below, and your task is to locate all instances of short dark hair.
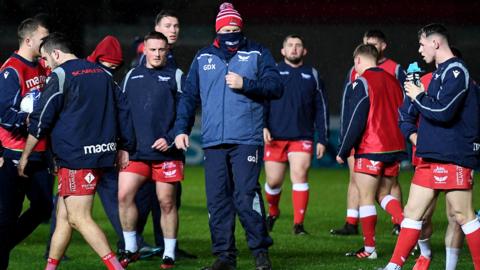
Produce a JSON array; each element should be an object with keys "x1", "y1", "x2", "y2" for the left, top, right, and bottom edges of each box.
[
  {"x1": 17, "y1": 17, "x2": 48, "y2": 44},
  {"x1": 353, "y1": 44, "x2": 379, "y2": 62},
  {"x1": 418, "y1": 23, "x2": 449, "y2": 42},
  {"x1": 144, "y1": 31, "x2": 169, "y2": 43},
  {"x1": 39, "y1": 33, "x2": 74, "y2": 54},
  {"x1": 363, "y1": 29, "x2": 387, "y2": 43},
  {"x1": 154, "y1": 10, "x2": 178, "y2": 25},
  {"x1": 283, "y1": 34, "x2": 306, "y2": 47}
]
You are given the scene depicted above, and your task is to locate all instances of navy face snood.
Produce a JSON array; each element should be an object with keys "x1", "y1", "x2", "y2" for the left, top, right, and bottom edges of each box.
[{"x1": 216, "y1": 32, "x2": 244, "y2": 59}]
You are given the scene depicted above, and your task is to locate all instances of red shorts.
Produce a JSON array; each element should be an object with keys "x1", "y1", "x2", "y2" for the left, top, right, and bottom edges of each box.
[
  {"x1": 412, "y1": 160, "x2": 473, "y2": 190},
  {"x1": 354, "y1": 158, "x2": 400, "y2": 177},
  {"x1": 121, "y1": 160, "x2": 184, "y2": 182},
  {"x1": 57, "y1": 168, "x2": 103, "y2": 196},
  {"x1": 264, "y1": 140, "x2": 313, "y2": 162}
]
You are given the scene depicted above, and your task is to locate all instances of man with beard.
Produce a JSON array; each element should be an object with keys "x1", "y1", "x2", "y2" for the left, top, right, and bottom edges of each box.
[{"x1": 263, "y1": 34, "x2": 328, "y2": 235}]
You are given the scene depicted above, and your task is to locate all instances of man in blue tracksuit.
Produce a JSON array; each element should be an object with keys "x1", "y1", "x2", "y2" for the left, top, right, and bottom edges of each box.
[
  {"x1": 117, "y1": 31, "x2": 185, "y2": 269},
  {"x1": 263, "y1": 34, "x2": 329, "y2": 235},
  {"x1": 383, "y1": 23, "x2": 480, "y2": 270},
  {"x1": 174, "y1": 3, "x2": 282, "y2": 270},
  {"x1": 18, "y1": 33, "x2": 133, "y2": 270}
]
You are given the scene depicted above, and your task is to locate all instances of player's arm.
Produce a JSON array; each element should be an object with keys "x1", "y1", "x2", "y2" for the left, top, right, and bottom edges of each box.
[
  {"x1": 174, "y1": 57, "x2": 201, "y2": 150},
  {"x1": 337, "y1": 79, "x2": 369, "y2": 162},
  {"x1": 28, "y1": 70, "x2": 64, "y2": 140},
  {"x1": 113, "y1": 80, "x2": 136, "y2": 152},
  {"x1": 313, "y1": 68, "x2": 329, "y2": 146},
  {"x1": 240, "y1": 48, "x2": 283, "y2": 100},
  {"x1": 409, "y1": 68, "x2": 468, "y2": 123},
  {"x1": 395, "y1": 64, "x2": 407, "y2": 87},
  {"x1": 0, "y1": 68, "x2": 29, "y2": 133},
  {"x1": 164, "y1": 68, "x2": 185, "y2": 146},
  {"x1": 20, "y1": 71, "x2": 64, "y2": 176},
  {"x1": 398, "y1": 94, "x2": 419, "y2": 143}
]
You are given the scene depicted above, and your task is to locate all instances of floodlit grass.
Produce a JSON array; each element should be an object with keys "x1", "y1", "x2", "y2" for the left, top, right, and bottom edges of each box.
[{"x1": 9, "y1": 166, "x2": 478, "y2": 269}]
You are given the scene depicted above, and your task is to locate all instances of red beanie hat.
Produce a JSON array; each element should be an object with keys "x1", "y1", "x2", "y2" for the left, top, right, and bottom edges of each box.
[
  {"x1": 87, "y1": 35, "x2": 123, "y2": 65},
  {"x1": 215, "y1": 2, "x2": 243, "y2": 32}
]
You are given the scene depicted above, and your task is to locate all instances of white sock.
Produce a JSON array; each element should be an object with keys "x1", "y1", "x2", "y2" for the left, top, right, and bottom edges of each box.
[
  {"x1": 163, "y1": 238, "x2": 177, "y2": 260},
  {"x1": 445, "y1": 247, "x2": 460, "y2": 270},
  {"x1": 123, "y1": 231, "x2": 138, "y2": 252},
  {"x1": 385, "y1": 262, "x2": 402, "y2": 270},
  {"x1": 418, "y1": 238, "x2": 431, "y2": 258}
]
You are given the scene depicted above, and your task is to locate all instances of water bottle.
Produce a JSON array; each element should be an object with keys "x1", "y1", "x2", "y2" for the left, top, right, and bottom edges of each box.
[{"x1": 406, "y1": 62, "x2": 423, "y2": 87}]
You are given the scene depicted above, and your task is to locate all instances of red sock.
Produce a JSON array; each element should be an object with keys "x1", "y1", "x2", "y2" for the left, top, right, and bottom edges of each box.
[
  {"x1": 359, "y1": 205, "x2": 377, "y2": 251},
  {"x1": 390, "y1": 218, "x2": 422, "y2": 266},
  {"x1": 45, "y1": 258, "x2": 59, "y2": 270},
  {"x1": 292, "y1": 183, "x2": 309, "y2": 224},
  {"x1": 102, "y1": 252, "x2": 124, "y2": 270},
  {"x1": 462, "y1": 218, "x2": 480, "y2": 270},
  {"x1": 345, "y1": 209, "x2": 359, "y2": 225},
  {"x1": 264, "y1": 183, "x2": 281, "y2": 217},
  {"x1": 380, "y1": 195, "x2": 404, "y2": 225}
]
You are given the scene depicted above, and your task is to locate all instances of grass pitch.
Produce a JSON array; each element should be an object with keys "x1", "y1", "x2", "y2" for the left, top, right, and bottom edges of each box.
[{"x1": 9, "y1": 166, "x2": 478, "y2": 269}]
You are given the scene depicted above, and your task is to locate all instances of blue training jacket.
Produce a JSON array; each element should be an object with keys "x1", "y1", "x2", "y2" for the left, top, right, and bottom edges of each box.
[
  {"x1": 121, "y1": 63, "x2": 184, "y2": 161},
  {"x1": 174, "y1": 38, "x2": 283, "y2": 147},
  {"x1": 265, "y1": 61, "x2": 329, "y2": 144},
  {"x1": 28, "y1": 59, "x2": 135, "y2": 169},
  {"x1": 399, "y1": 57, "x2": 480, "y2": 169}
]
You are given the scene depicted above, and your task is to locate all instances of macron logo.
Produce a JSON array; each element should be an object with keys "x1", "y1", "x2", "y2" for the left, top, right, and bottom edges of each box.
[
  {"x1": 352, "y1": 82, "x2": 358, "y2": 89},
  {"x1": 83, "y1": 142, "x2": 117, "y2": 155},
  {"x1": 453, "y1": 70, "x2": 460, "y2": 78},
  {"x1": 3, "y1": 71, "x2": 9, "y2": 79}
]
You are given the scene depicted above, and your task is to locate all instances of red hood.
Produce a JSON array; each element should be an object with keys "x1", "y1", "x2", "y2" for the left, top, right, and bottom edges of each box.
[{"x1": 87, "y1": 35, "x2": 123, "y2": 65}]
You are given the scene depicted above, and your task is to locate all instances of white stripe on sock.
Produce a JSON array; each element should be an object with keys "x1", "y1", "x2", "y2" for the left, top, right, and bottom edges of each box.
[
  {"x1": 292, "y1": 183, "x2": 309, "y2": 191},
  {"x1": 359, "y1": 205, "x2": 376, "y2": 218},
  {"x1": 347, "y1": 209, "x2": 359, "y2": 218},
  {"x1": 264, "y1": 183, "x2": 281, "y2": 195},
  {"x1": 400, "y1": 218, "x2": 422, "y2": 230},
  {"x1": 380, "y1": 195, "x2": 396, "y2": 210},
  {"x1": 461, "y1": 218, "x2": 480, "y2": 235}
]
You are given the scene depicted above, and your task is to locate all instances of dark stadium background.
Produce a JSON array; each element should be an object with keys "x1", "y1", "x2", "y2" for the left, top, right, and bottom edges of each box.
[{"x1": 1, "y1": 0, "x2": 479, "y2": 114}]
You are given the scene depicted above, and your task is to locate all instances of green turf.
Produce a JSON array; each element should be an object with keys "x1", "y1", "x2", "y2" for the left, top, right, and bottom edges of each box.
[{"x1": 9, "y1": 166, "x2": 479, "y2": 269}]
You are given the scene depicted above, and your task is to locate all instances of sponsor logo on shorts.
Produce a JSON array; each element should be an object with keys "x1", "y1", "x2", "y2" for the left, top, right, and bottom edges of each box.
[
  {"x1": 366, "y1": 160, "x2": 380, "y2": 171},
  {"x1": 163, "y1": 169, "x2": 177, "y2": 178},
  {"x1": 356, "y1": 158, "x2": 363, "y2": 169},
  {"x1": 433, "y1": 175, "x2": 448, "y2": 183},
  {"x1": 433, "y1": 166, "x2": 448, "y2": 174},
  {"x1": 302, "y1": 141, "x2": 312, "y2": 150},
  {"x1": 68, "y1": 170, "x2": 76, "y2": 192},
  {"x1": 84, "y1": 172, "x2": 95, "y2": 184},
  {"x1": 433, "y1": 165, "x2": 448, "y2": 184},
  {"x1": 162, "y1": 161, "x2": 177, "y2": 170}
]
